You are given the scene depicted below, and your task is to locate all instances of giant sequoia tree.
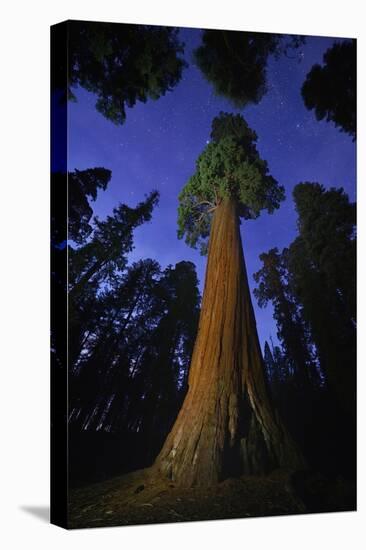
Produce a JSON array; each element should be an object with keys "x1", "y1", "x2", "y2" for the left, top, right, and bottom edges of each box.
[{"x1": 153, "y1": 113, "x2": 305, "y2": 487}]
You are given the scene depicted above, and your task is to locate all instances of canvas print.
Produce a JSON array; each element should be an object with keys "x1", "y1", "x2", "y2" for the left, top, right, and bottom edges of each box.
[{"x1": 51, "y1": 20, "x2": 356, "y2": 529}]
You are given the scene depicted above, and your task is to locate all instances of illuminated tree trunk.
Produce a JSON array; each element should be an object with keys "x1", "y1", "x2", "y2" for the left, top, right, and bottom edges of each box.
[{"x1": 154, "y1": 197, "x2": 305, "y2": 487}]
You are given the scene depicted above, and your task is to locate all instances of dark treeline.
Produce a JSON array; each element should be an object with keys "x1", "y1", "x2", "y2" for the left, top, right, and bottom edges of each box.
[
  {"x1": 52, "y1": 168, "x2": 200, "y2": 486},
  {"x1": 254, "y1": 182, "x2": 356, "y2": 477}
]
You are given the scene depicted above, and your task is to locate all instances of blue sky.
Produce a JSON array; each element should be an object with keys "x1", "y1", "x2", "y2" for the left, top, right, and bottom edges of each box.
[{"x1": 66, "y1": 27, "x2": 356, "y2": 349}]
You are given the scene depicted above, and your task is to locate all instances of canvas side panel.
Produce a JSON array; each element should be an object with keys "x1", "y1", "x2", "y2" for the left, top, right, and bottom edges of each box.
[{"x1": 50, "y1": 20, "x2": 69, "y2": 530}]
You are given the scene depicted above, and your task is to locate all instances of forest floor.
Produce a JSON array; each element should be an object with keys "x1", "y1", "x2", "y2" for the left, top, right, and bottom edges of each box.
[{"x1": 68, "y1": 467, "x2": 356, "y2": 529}]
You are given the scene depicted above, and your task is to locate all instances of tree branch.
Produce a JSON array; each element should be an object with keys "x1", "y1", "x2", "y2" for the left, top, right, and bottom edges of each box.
[{"x1": 193, "y1": 200, "x2": 215, "y2": 209}]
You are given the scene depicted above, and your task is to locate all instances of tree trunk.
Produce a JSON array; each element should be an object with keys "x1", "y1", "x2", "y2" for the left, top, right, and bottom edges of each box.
[{"x1": 153, "y1": 197, "x2": 305, "y2": 487}]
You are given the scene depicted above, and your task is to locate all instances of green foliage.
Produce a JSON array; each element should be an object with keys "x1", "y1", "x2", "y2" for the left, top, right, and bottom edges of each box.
[
  {"x1": 178, "y1": 113, "x2": 285, "y2": 254},
  {"x1": 67, "y1": 21, "x2": 187, "y2": 124},
  {"x1": 210, "y1": 111, "x2": 258, "y2": 146},
  {"x1": 301, "y1": 40, "x2": 356, "y2": 139},
  {"x1": 194, "y1": 30, "x2": 304, "y2": 107}
]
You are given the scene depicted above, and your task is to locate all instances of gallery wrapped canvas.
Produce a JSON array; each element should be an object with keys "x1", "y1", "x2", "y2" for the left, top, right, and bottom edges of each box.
[{"x1": 51, "y1": 20, "x2": 356, "y2": 529}]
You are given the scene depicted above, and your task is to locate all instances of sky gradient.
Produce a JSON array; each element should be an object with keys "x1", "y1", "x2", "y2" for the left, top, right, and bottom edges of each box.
[{"x1": 66, "y1": 26, "x2": 356, "y2": 349}]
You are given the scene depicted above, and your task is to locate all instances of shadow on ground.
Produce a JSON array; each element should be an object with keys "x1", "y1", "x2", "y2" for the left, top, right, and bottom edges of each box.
[{"x1": 20, "y1": 506, "x2": 49, "y2": 523}]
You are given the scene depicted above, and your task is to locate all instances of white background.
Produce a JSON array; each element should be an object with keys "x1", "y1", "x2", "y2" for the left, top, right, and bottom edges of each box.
[{"x1": 0, "y1": 1, "x2": 364, "y2": 548}]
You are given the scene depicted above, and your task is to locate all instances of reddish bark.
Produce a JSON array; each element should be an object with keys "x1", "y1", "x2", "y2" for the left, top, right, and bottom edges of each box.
[{"x1": 154, "y1": 197, "x2": 305, "y2": 487}]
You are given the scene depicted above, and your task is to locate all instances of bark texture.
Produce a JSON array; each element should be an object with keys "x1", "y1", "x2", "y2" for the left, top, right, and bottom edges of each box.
[{"x1": 154, "y1": 197, "x2": 305, "y2": 487}]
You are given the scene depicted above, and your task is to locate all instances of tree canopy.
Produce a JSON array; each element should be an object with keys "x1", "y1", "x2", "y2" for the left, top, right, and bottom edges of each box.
[
  {"x1": 288, "y1": 183, "x2": 356, "y2": 388},
  {"x1": 194, "y1": 30, "x2": 304, "y2": 107},
  {"x1": 254, "y1": 182, "x2": 356, "y2": 419},
  {"x1": 254, "y1": 247, "x2": 317, "y2": 389},
  {"x1": 69, "y1": 190, "x2": 159, "y2": 298},
  {"x1": 292, "y1": 182, "x2": 356, "y2": 321},
  {"x1": 66, "y1": 21, "x2": 187, "y2": 124},
  {"x1": 301, "y1": 40, "x2": 356, "y2": 139},
  {"x1": 177, "y1": 112, "x2": 285, "y2": 253},
  {"x1": 68, "y1": 167, "x2": 112, "y2": 243}
]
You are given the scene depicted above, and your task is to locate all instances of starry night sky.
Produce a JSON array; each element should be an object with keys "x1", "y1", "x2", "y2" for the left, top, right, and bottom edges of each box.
[{"x1": 66, "y1": 26, "x2": 356, "y2": 349}]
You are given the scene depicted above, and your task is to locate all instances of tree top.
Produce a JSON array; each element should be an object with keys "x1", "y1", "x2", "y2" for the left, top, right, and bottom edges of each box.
[{"x1": 177, "y1": 112, "x2": 285, "y2": 254}]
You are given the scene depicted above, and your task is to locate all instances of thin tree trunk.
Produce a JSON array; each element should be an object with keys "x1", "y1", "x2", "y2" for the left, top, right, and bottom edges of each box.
[{"x1": 153, "y1": 197, "x2": 305, "y2": 487}]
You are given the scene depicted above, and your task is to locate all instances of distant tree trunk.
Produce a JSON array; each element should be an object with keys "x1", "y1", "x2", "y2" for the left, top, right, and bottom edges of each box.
[{"x1": 153, "y1": 197, "x2": 305, "y2": 487}]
